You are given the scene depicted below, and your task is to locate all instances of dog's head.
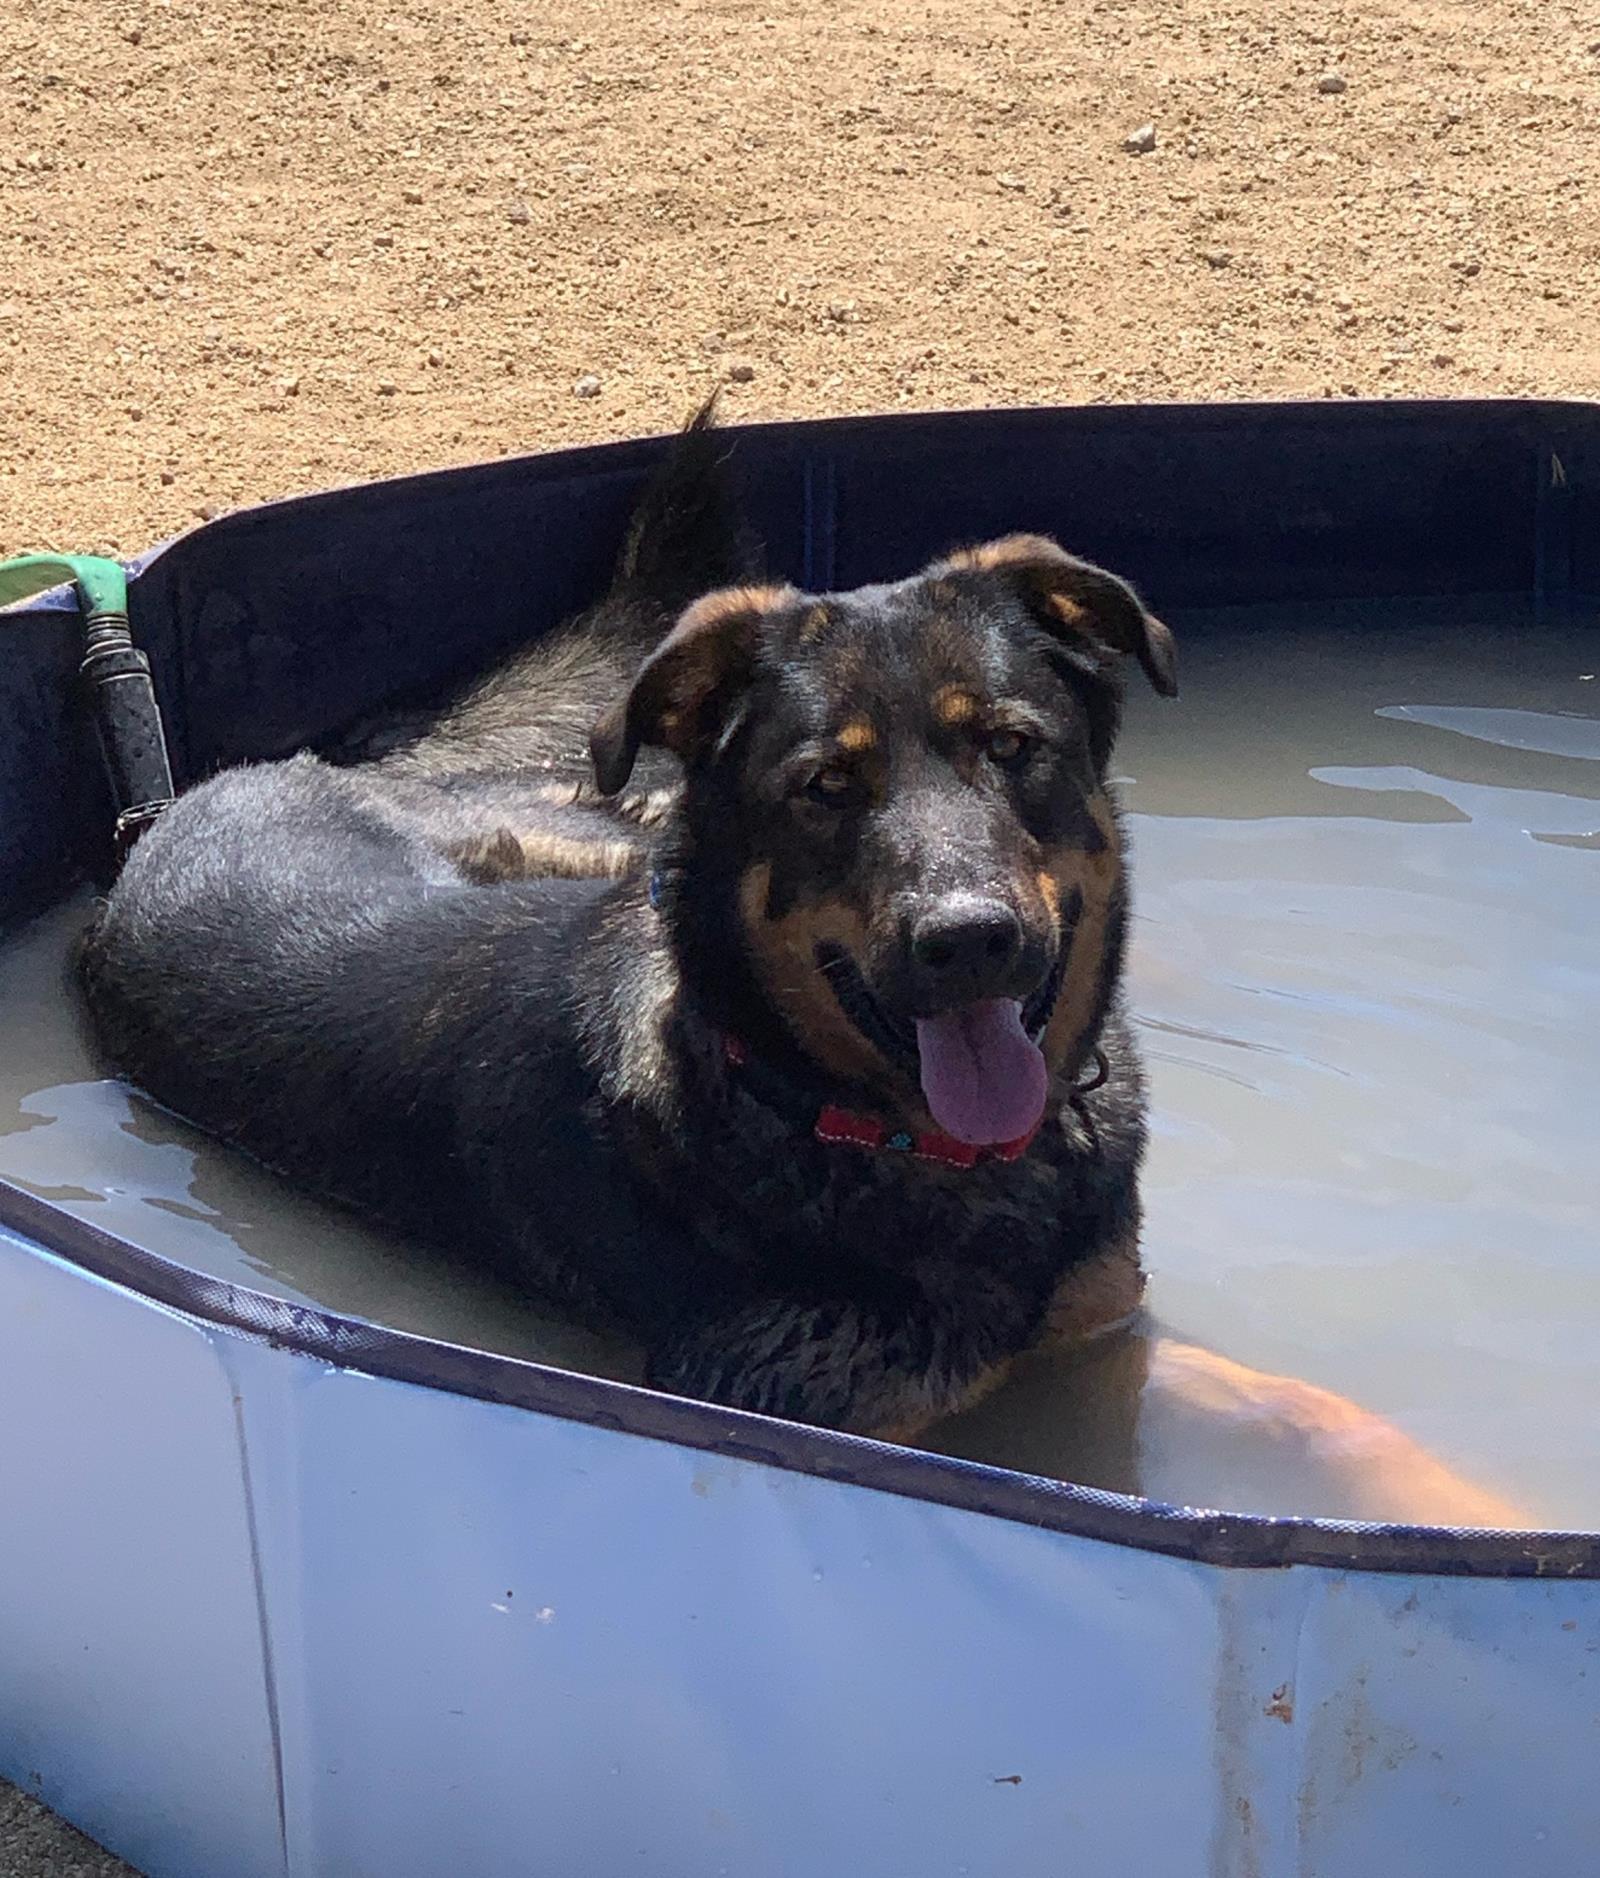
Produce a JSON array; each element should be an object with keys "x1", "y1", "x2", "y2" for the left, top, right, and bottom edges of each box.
[{"x1": 591, "y1": 534, "x2": 1176, "y2": 1146}]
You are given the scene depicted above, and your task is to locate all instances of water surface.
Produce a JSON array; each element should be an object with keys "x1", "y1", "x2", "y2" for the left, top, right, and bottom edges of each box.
[{"x1": 3, "y1": 596, "x2": 1595, "y2": 1522}]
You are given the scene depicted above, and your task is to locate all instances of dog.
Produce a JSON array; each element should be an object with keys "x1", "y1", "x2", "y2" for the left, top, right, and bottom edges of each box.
[{"x1": 79, "y1": 407, "x2": 1524, "y2": 1524}]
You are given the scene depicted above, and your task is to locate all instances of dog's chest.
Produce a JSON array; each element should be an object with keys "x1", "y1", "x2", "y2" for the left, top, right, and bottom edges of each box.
[{"x1": 674, "y1": 1089, "x2": 1121, "y2": 1294}]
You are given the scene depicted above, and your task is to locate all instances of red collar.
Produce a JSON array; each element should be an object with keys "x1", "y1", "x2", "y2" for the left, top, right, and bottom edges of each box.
[{"x1": 722, "y1": 1033, "x2": 1040, "y2": 1170}]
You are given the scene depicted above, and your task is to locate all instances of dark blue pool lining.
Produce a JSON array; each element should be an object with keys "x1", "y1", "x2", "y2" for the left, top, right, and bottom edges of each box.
[{"x1": 2, "y1": 397, "x2": 1597, "y2": 1576}]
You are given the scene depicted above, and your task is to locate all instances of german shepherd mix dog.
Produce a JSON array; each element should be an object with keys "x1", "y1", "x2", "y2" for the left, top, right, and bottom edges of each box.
[{"x1": 81, "y1": 409, "x2": 1520, "y2": 1524}]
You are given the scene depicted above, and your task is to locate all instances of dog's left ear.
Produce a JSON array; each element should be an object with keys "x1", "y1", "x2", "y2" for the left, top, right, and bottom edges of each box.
[
  {"x1": 591, "y1": 584, "x2": 793, "y2": 796},
  {"x1": 938, "y1": 534, "x2": 1177, "y2": 698}
]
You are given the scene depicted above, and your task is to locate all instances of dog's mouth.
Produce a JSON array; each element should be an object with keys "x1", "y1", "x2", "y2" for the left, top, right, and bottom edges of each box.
[{"x1": 815, "y1": 944, "x2": 1065, "y2": 1147}]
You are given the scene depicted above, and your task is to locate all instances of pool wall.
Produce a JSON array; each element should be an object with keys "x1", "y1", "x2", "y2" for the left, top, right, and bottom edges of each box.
[{"x1": 2, "y1": 400, "x2": 1598, "y2": 1877}]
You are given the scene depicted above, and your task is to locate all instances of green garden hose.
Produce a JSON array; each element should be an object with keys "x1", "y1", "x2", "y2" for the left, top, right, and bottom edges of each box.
[{"x1": 0, "y1": 551, "x2": 175, "y2": 852}]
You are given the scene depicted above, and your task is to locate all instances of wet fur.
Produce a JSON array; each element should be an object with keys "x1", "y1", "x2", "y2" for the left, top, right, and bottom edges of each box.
[
  {"x1": 80, "y1": 409, "x2": 1166, "y2": 1439},
  {"x1": 75, "y1": 412, "x2": 1523, "y2": 1518}
]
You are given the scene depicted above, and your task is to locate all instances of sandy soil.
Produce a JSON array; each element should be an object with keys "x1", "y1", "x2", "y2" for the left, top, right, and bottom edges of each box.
[
  {"x1": 4, "y1": 0, "x2": 1599, "y2": 561},
  {"x1": 3, "y1": 1, "x2": 1598, "y2": 1871},
  {"x1": 0, "y1": 1782, "x2": 134, "y2": 1878}
]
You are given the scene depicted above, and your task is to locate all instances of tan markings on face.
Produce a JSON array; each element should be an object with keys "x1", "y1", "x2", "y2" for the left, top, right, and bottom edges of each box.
[
  {"x1": 737, "y1": 862, "x2": 894, "y2": 1086},
  {"x1": 931, "y1": 683, "x2": 980, "y2": 728},
  {"x1": 1039, "y1": 1219, "x2": 1145, "y2": 1346},
  {"x1": 836, "y1": 717, "x2": 877, "y2": 753},
  {"x1": 800, "y1": 603, "x2": 831, "y2": 643},
  {"x1": 1039, "y1": 791, "x2": 1124, "y2": 1078}
]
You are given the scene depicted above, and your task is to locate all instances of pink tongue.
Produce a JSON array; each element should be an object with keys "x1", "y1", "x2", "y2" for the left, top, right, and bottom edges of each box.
[{"x1": 914, "y1": 999, "x2": 1050, "y2": 1147}]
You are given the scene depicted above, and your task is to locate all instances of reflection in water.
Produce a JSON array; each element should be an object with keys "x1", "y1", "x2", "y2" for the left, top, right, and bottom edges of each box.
[{"x1": 0, "y1": 597, "x2": 1595, "y2": 1522}]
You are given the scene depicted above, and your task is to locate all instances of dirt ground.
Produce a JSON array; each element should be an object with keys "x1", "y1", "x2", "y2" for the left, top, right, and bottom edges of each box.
[
  {"x1": 4, "y1": 0, "x2": 1600, "y2": 562},
  {"x1": 2, "y1": 0, "x2": 1599, "y2": 1872}
]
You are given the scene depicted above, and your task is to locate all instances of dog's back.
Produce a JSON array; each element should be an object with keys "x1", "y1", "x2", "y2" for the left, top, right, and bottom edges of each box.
[{"x1": 79, "y1": 403, "x2": 747, "y2": 1300}]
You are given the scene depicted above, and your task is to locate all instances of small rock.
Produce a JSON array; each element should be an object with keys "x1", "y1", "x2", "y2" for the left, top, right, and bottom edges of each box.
[
  {"x1": 996, "y1": 172, "x2": 1026, "y2": 192},
  {"x1": 510, "y1": 29, "x2": 529, "y2": 44},
  {"x1": 159, "y1": 470, "x2": 175, "y2": 486},
  {"x1": 426, "y1": 349, "x2": 442, "y2": 367},
  {"x1": 376, "y1": 379, "x2": 398, "y2": 396},
  {"x1": 508, "y1": 201, "x2": 531, "y2": 225},
  {"x1": 1432, "y1": 352, "x2": 1455, "y2": 368},
  {"x1": 1123, "y1": 123, "x2": 1157, "y2": 154},
  {"x1": 403, "y1": 187, "x2": 423, "y2": 205},
  {"x1": 128, "y1": 405, "x2": 145, "y2": 420},
  {"x1": 374, "y1": 233, "x2": 395, "y2": 249},
  {"x1": 1450, "y1": 258, "x2": 1481, "y2": 277},
  {"x1": 196, "y1": 504, "x2": 222, "y2": 522},
  {"x1": 123, "y1": 25, "x2": 142, "y2": 43},
  {"x1": 1201, "y1": 248, "x2": 1233, "y2": 269},
  {"x1": 1441, "y1": 317, "x2": 1464, "y2": 333},
  {"x1": 1317, "y1": 72, "x2": 1347, "y2": 95},
  {"x1": 573, "y1": 373, "x2": 602, "y2": 398},
  {"x1": 282, "y1": 376, "x2": 301, "y2": 396},
  {"x1": 726, "y1": 360, "x2": 756, "y2": 383}
]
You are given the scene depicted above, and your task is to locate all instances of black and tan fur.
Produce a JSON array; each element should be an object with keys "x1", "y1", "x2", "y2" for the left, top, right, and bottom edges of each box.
[
  {"x1": 81, "y1": 409, "x2": 1175, "y2": 1439},
  {"x1": 69, "y1": 411, "x2": 1530, "y2": 1516}
]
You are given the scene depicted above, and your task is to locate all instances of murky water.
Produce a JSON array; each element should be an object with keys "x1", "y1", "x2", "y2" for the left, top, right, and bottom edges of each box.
[{"x1": 2, "y1": 597, "x2": 1595, "y2": 1523}]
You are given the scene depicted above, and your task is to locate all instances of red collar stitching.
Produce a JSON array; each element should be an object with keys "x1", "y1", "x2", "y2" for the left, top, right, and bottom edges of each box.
[{"x1": 722, "y1": 1033, "x2": 1040, "y2": 1170}]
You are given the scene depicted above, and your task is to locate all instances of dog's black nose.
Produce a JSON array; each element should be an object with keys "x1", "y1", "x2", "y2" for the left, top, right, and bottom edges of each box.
[{"x1": 909, "y1": 896, "x2": 1023, "y2": 1004}]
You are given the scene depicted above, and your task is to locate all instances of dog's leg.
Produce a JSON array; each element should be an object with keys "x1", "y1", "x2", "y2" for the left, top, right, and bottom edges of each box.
[
  {"x1": 1136, "y1": 1340, "x2": 1528, "y2": 1528},
  {"x1": 646, "y1": 1293, "x2": 1019, "y2": 1443},
  {"x1": 447, "y1": 825, "x2": 643, "y2": 884},
  {"x1": 1038, "y1": 1222, "x2": 1147, "y2": 1346}
]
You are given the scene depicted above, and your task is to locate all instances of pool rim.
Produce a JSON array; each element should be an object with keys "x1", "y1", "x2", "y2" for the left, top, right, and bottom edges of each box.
[
  {"x1": 5, "y1": 1172, "x2": 1594, "y2": 1580},
  {"x1": 8, "y1": 393, "x2": 1598, "y2": 1584}
]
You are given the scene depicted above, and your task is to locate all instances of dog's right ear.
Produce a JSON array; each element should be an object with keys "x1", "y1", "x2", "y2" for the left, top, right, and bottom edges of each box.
[{"x1": 590, "y1": 584, "x2": 793, "y2": 796}]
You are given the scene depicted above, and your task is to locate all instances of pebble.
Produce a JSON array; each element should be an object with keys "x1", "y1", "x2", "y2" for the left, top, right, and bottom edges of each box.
[
  {"x1": 726, "y1": 360, "x2": 756, "y2": 383},
  {"x1": 374, "y1": 233, "x2": 395, "y2": 249},
  {"x1": 403, "y1": 187, "x2": 423, "y2": 205},
  {"x1": 1201, "y1": 248, "x2": 1233, "y2": 269},
  {"x1": 508, "y1": 201, "x2": 531, "y2": 226},
  {"x1": 996, "y1": 172, "x2": 1026, "y2": 192},
  {"x1": 573, "y1": 373, "x2": 602, "y2": 398},
  {"x1": 376, "y1": 379, "x2": 397, "y2": 395},
  {"x1": 282, "y1": 376, "x2": 301, "y2": 396},
  {"x1": 1123, "y1": 124, "x2": 1157, "y2": 154},
  {"x1": 426, "y1": 349, "x2": 443, "y2": 367},
  {"x1": 159, "y1": 470, "x2": 175, "y2": 486},
  {"x1": 1318, "y1": 73, "x2": 1348, "y2": 95},
  {"x1": 1432, "y1": 352, "x2": 1455, "y2": 367}
]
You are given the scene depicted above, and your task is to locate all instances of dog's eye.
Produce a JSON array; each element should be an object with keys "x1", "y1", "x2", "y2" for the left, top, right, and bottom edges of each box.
[
  {"x1": 985, "y1": 728, "x2": 1033, "y2": 768},
  {"x1": 805, "y1": 765, "x2": 856, "y2": 807}
]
